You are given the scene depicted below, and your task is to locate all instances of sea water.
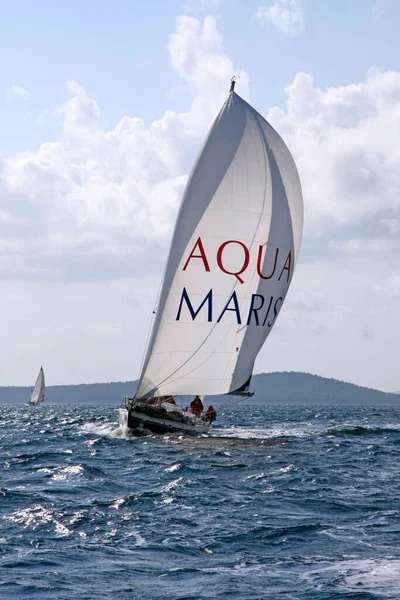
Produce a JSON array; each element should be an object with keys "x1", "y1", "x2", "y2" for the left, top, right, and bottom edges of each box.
[{"x1": 1, "y1": 404, "x2": 400, "y2": 599}]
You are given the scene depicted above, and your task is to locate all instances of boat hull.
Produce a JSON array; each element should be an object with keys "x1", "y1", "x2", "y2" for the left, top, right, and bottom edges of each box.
[{"x1": 118, "y1": 408, "x2": 211, "y2": 436}]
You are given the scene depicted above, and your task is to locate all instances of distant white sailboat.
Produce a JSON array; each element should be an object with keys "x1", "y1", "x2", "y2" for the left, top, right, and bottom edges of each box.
[
  {"x1": 28, "y1": 367, "x2": 45, "y2": 405},
  {"x1": 119, "y1": 79, "x2": 303, "y2": 435}
]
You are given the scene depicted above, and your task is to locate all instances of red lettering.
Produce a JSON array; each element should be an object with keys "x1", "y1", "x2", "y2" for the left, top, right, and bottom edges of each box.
[
  {"x1": 277, "y1": 251, "x2": 292, "y2": 282},
  {"x1": 216, "y1": 240, "x2": 250, "y2": 284},
  {"x1": 183, "y1": 237, "x2": 210, "y2": 272},
  {"x1": 257, "y1": 246, "x2": 279, "y2": 280}
]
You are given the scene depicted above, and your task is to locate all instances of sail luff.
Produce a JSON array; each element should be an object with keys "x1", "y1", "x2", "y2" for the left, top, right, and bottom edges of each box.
[{"x1": 136, "y1": 92, "x2": 245, "y2": 397}]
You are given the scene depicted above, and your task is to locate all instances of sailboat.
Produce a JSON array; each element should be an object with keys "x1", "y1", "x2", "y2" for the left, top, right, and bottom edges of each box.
[
  {"x1": 119, "y1": 79, "x2": 303, "y2": 435},
  {"x1": 28, "y1": 366, "x2": 45, "y2": 405}
]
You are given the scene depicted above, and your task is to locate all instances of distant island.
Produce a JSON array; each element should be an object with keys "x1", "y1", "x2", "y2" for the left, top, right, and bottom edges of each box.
[{"x1": 1, "y1": 372, "x2": 399, "y2": 405}]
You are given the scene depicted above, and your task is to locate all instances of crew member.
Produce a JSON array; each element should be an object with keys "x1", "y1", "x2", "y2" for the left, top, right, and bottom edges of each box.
[
  {"x1": 190, "y1": 395, "x2": 203, "y2": 416},
  {"x1": 205, "y1": 404, "x2": 217, "y2": 423}
]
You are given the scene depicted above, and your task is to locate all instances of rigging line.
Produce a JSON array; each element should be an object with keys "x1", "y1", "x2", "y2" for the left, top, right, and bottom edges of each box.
[
  {"x1": 153, "y1": 323, "x2": 239, "y2": 392},
  {"x1": 219, "y1": 393, "x2": 247, "y2": 410},
  {"x1": 136, "y1": 261, "x2": 167, "y2": 382}
]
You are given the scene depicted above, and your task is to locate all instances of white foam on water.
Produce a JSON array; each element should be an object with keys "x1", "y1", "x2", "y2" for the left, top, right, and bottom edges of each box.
[
  {"x1": 4, "y1": 504, "x2": 71, "y2": 536},
  {"x1": 213, "y1": 426, "x2": 273, "y2": 439},
  {"x1": 80, "y1": 422, "x2": 129, "y2": 439},
  {"x1": 268, "y1": 426, "x2": 314, "y2": 438},
  {"x1": 206, "y1": 562, "x2": 266, "y2": 576},
  {"x1": 278, "y1": 464, "x2": 295, "y2": 473},
  {"x1": 215, "y1": 424, "x2": 312, "y2": 439},
  {"x1": 54, "y1": 521, "x2": 71, "y2": 537},
  {"x1": 343, "y1": 559, "x2": 400, "y2": 595},
  {"x1": 111, "y1": 497, "x2": 125, "y2": 509},
  {"x1": 132, "y1": 531, "x2": 146, "y2": 547},
  {"x1": 303, "y1": 558, "x2": 400, "y2": 597},
  {"x1": 165, "y1": 463, "x2": 182, "y2": 473},
  {"x1": 5, "y1": 504, "x2": 54, "y2": 527},
  {"x1": 104, "y1": 528, "x2": 118, "y2": 538},
  {"x1": 52, "y1": 465, "x2": 84, "y2": 481},
  {"x1": 261, "y1": 486, "x2": 275, "y2": 494},
  {"x1": 69, "y1": 510, "x2": 86, "y2": 525},
  {"x1": 246, "y1": 472, "x2": 267, "y2": 480},
  {"x1": 161, "y1": 477, "x2": 183, "y2": 493}
]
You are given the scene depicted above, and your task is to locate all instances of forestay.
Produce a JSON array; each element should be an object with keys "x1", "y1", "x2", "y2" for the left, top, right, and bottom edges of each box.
[
  {"x1": 30, "y1": 367, "x2": 45, "y2": 405},
  {"x1": 137, "y1": 91, "x2": 303, "y2": 399}
]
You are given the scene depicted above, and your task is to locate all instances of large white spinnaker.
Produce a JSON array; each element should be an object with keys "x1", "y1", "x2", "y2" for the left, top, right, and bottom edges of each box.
[
  {"x1": 137, "y1": 89, "x2": 303, "y2": 399},
  {"x1": 29, "y1": 367, "x2": 45, "y2": 405}
]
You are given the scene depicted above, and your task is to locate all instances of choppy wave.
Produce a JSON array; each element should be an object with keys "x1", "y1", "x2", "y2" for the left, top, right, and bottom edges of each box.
[
  {"x1": 302, "y1": 558, "x2": 400, "y2": 597},
  {"x1": 1, "y1": 403, "x2": 400, "y2": 599},
  {"x1": 80, "y1": 421, "x2": 128, "y2": 438},
  {"x1": 327, "y1": 423, "x2": 400, "y2": 436}
]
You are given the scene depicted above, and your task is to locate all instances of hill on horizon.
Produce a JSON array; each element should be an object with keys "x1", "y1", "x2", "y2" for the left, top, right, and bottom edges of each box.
[{"x1": 1, "y1": 372, "x2": 399, "y2": 406}]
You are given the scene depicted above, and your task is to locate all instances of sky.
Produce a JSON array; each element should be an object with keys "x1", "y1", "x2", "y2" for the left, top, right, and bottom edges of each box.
[{"x1": 1, "y1": 0, "x2": 399, "y2": 391}]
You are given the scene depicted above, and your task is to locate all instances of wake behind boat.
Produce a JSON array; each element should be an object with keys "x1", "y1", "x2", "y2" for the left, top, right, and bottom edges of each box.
[
  {"x1": 28, "y1": 366, "x2": 45, "y2": 406},
  {"x1": 119, "y1": 78, "x2": 303, "y2": 435}
]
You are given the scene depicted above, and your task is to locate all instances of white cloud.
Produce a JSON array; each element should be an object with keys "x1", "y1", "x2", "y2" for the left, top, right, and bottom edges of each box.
[
  {"x1": 169, "y1": 15, "x2": 249, "y2": 109},
  {"x1": 0, "y1": 15, "x2": 248, "y2": 284},
  {"x1": 267, "y1": 67, "x2": 400, "y2": 231},
  {"x1": 382, "y1": 218, "x2": 400, "y2": 235},
  {"x1": 370, "y1": 0, "x2": 397, "y2": 21},
  {"x1": 6, "y1": 85, "x2": 29, "y2": 101},
  {"x1": 256, "y1": 0, "x2": 304, "y2": 37}
]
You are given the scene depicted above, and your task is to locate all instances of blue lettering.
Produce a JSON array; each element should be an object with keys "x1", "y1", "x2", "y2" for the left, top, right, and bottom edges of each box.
[
  {"x1": 176, "y1": 288, "x2": 213, "y2": 322},
  {"x1": 247, "y1": 294, "x2": 265, "y2": 325},
  {"x1": 217, "y1": 291, "x2": 242, "y2": 324},
  {"x1": 267, "y1": 297, "x2": 283, "y2": 327},
  {"x1": 262, "y1": 296, "x2": 274, "y2": 327}
]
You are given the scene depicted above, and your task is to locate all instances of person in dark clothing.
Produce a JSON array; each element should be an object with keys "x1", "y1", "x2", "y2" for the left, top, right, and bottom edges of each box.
[{"x1": 205, "y1": 405, "x2": 217, "y2": 423}]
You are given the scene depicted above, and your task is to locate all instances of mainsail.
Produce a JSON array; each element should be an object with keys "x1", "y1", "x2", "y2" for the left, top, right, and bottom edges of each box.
[
  {"x1": 29, "y1": 367, "x2": 45, "y2": 405},
  {"x1": 137, "y1": 88, "x2": 303, "y2": 399}
]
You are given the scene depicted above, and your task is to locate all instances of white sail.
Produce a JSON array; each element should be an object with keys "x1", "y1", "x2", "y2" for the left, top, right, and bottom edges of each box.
[
  {"x1": 29, "y1": 367, "x2": 45, "y2": 405},
  {"x1": 137, "y1": 90, "x2": 303, "y2": 399}
]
